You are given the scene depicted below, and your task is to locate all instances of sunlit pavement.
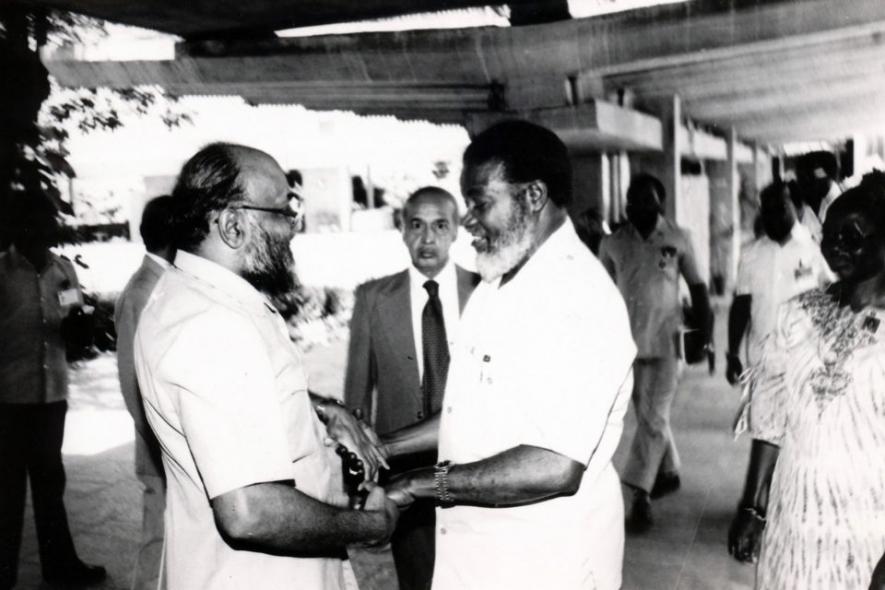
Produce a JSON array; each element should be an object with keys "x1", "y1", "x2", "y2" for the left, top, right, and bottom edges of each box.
[{"x1": 13, "y1": 302, "x2": 755, "y2": 589}]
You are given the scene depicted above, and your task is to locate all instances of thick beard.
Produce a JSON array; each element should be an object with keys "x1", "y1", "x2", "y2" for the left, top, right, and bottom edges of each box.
[
  {"x1": 475, "y1": 194, "x2": 534, "y2": 283},
  {"x1": 241, "y1": 220, "x2": 298, "y2": 299}
]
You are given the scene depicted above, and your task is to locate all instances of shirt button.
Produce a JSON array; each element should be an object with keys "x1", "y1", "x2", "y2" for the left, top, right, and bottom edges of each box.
[
  {"x1": 42, "y1": 363, "x2": 48, "y2": 370},
  {"x1": 416, "y1": 411, "x2": 424, "y2": 420},
  {"x1": 446, "y1": 406, "x2": 452, "y2": 414},
  {"x1": 440, "y1": 527, "x2": 447, "y2": 535}
]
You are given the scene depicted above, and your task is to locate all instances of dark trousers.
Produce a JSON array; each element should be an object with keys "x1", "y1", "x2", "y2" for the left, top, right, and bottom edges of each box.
[
  {"x1": 0, "y1": 401, "x2": 79, "y2": 588},
  {"x1": 391, "y1": 501, "x2": 435, "y2": 590},
  {"x1": 386, "y1": 451, "x2": 436, "y2": 590}
]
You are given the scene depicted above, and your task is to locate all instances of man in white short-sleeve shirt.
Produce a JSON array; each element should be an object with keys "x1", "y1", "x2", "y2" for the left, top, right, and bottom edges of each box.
[
  {"x1": 134, "y1": 143, "x2": 398, "y2": 590},
  {"x1": 726, "y1": 181, "x2": 832, "y2": 384},
  {"x1": 382, "y1": 121, "x2": 636, "y2": 589}
]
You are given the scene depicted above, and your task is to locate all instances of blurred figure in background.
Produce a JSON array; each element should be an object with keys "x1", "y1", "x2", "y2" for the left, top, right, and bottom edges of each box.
[
  {"x1": 0, "y1": 194, "x2": 106, "y2": 589},
  {"x1": 573, "y1": 207, "x2": 607, "y2": 256},
  {"x1": 726, "y1": 181, "x2": 831, "y2": 386},
  {"x1": 794, "y1": 150, "x2": 842, "y2": 240},
  {"x1": 598, "y1": 172, "x2": 713, "y2": 534},
  {"x1": 114, "y1": 195, "x2": 175, "y2": 590}
]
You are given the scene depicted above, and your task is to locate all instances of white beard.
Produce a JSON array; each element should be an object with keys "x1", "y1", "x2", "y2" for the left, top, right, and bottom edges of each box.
[
  {"x1": 474, "y1": 198, "x2": 534, "y2": 283},
  {"x1": 475, "y1": 232, "x2": 533, "y2": 283}
]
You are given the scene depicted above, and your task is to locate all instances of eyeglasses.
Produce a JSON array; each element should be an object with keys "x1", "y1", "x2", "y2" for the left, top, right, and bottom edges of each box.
[{"x1": 231, "y1": 192, "x2": 303, "y2": 222}]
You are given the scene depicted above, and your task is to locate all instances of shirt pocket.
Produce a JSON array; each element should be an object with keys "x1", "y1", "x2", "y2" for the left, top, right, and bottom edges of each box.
[{"x1": 657, "y1": 245, "x2": 680, "y2": 281}]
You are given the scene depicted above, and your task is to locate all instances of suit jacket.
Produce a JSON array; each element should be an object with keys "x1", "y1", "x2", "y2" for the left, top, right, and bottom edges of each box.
[
  {"x1": 345, "y1": 265, "x2": 480, "y2": 436},
  {"x1": 114, "y1": 254, "x2": 167, "y2": 477}
]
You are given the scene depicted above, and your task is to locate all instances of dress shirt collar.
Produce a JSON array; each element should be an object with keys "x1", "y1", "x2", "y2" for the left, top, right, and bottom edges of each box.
[
  {"x1": 408, "y1": 257, "x2": 457, "y2": 293},
  {"x1": 174, "y1": 250, "x2": 273, "y2": 311},
  {"x1": 146, "y1": 252, "x2": 172, "y2": 269}
]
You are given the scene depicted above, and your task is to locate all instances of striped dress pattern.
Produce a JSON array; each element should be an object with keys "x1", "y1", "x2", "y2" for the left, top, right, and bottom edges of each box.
[{"x1": 744, "y1": 289, "x2": 885, "y2": 590}]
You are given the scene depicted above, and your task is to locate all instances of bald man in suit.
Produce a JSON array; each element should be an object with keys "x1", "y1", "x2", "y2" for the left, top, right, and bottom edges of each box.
[{"x1": 345, "y1": 187, "x2": 479, "y2": 590}]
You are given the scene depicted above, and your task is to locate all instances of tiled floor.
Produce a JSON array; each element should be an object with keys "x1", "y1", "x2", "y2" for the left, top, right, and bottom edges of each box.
[{"x1": 12, "y1": 309, "x2": 757, "y2": 589}]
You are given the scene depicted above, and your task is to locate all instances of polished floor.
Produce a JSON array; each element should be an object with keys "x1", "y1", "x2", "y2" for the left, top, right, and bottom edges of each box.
[{"x1": 11, "y1": 309, "x2": 756, "y2": 589}]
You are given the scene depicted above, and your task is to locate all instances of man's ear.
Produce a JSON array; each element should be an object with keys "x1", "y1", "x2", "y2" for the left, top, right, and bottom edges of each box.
[
  {"x1": 216, "y1": 208, "x2": 248, "y2": 249},
  {"x1": 525, "y1": 180, "x2": 549, "y2": 212}
]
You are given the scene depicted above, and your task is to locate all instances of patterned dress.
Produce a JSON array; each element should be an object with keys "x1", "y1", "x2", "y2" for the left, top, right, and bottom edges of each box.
[{"x1": 743, "y1": 288, "x2": 885, "y2": 590}]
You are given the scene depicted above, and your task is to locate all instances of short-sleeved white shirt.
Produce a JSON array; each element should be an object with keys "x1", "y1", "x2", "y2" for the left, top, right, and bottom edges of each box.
[
  {"x1": 135, "y1": 251, "x2": 353, "y2": 590},
  {"x1": 598, "y1": 217, "x2": 702, "y2": 359},
  {"x1": 735, "y1": 224, "x2": 831, "y2": 364},
  {"x1": 435, "y1": 219, "x2": 637, "y2": 590}
]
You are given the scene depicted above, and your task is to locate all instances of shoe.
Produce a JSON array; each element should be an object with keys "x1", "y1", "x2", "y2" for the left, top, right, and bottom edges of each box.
[
  {"x1": 43, "y1": 560, "x2": 107, "y2": 586},
  {"x1": 650, "y1": 471, "x2": 681, "y2": 499},
  {"x1": 625, "y1": 490, "x2": 653, "y2": 534}
]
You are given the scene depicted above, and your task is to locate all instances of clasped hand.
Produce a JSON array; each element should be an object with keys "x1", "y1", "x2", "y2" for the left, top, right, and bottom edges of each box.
[
  {"x1": 384, "y1": 472, "x2": 418, "y2": 509},
  {"x1": 725, "y1": 354, "x2": 744, "y2": 386},
  {"x1": 320, "y1": 403, "x2": 389, "y2": 482}
]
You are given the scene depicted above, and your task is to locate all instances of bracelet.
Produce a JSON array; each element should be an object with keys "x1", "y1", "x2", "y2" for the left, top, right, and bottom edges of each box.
[
  {"x1": 739, "y1": 506, "x2": 766, "y2": 524},
  {"x1": 434, "y1": 460, "x2": 454, "y2": 507}
]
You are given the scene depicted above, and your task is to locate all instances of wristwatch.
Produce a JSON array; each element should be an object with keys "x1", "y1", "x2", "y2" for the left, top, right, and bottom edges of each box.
[{"x1": 434, "y1": 460, "x2": 454, "y2": 507}]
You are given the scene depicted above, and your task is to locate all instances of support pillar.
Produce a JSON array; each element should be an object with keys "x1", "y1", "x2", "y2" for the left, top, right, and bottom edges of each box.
[
  {"x1": 660, "y1": 95, "x2": 681, "y2": 220},
  {"x1": 725, "y1": 127, "x2": 741, "y2": 290},
  {"x1": 707, "y1": 127, "x2": 742, "y2": 295},
  {"x1": 568, "y1": 152, "x2": 607, "y2": 220},
  {"x1": 631, "y1": 95, "x2": 681, "y2": 219}
]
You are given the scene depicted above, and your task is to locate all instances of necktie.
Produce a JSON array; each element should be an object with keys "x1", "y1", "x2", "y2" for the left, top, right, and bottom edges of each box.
[{"x1": 421, "y1": 279, "x2": 449, "y2": 415}]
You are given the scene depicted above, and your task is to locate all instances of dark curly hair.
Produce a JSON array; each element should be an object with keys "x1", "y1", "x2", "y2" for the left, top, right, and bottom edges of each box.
[
  {"x1": 627, "y1": 173, "x2": 667, "y2": 205},
  {"x1": 464, "y1": 120, "x2": 572, "y2": 208}
]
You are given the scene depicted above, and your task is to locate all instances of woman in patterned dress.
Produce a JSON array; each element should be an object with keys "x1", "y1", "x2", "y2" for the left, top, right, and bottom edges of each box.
[{"x1": 727, "y1": 177, "x2": 885, "y2": 590}]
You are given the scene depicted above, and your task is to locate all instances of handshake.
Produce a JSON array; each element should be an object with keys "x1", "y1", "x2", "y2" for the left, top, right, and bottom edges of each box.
[
  {"x1": 335, "y1": 442, "x2": 420, "y2": 512},
  {"x1": 320, "y1": 402, "x2": 420, "y2": 538}
]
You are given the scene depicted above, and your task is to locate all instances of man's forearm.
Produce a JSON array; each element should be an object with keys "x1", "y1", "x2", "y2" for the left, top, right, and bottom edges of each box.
[
  {"x1": 399, "y1": 445, "x2": 583, "y2": 507},
  {"x1": 688, "y1": 283, "x2": 712, "y2": 341},
  {"x1": 728, "y1": 295, "x2": 752, "y2": 355},
  {"x1": 212, "y1": 482, "x2": 388, "y2": 554},
  {"x1": 382, "y1": 414, "x2": 440, "y2": 458},
  {"x1": 739, "y1": 439, "x2": 780, "y2": 513}
]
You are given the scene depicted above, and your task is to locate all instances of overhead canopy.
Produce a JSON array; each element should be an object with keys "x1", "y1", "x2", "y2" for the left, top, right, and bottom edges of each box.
[
  {"x1": 14, "y1": 0, "x2": 567, "y2": 38},
  {"x1": 38, "y1": 0, "x2": 885, "y2": 146}
]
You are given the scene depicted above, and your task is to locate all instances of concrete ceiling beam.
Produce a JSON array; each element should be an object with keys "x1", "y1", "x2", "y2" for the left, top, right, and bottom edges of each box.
[
  {"x1": 603, "y1": 34, "x2": 885, "y2": 103},
  {"x1": 466, "y1": 99, "x2": 663, "y2": 153}
]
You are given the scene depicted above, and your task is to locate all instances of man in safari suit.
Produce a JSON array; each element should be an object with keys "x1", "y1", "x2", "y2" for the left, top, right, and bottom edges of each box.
[{"x1": 345, "y1": 186, "x2": 479, "y2": 590}]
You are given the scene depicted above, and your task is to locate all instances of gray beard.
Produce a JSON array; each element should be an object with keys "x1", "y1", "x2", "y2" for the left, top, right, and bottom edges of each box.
[
  {"x1": 241, "y1": 220, "x2": 298, "y2": 299},
  {"x1": 474, "y1": 196, "x2": 534, "y2": 283}
]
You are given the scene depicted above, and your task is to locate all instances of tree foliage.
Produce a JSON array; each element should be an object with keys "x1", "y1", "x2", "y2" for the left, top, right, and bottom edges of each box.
[{"x1": 0, "y1": 6, "x2": 190, "y2": 245}]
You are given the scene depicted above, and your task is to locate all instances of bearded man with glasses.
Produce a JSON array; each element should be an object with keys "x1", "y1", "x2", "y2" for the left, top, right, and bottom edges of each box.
[{"x1": 133, "y1": 142, "x2": 397, "y2": 590}]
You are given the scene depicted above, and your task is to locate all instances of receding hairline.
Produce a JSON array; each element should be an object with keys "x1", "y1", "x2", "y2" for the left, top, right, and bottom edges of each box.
[
  {"x1": 403, "y1": 187, "x2": 458, "y2": 218},
  {"x1": 229, "y1": 146, "x2": 287, "y2": 199}
]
